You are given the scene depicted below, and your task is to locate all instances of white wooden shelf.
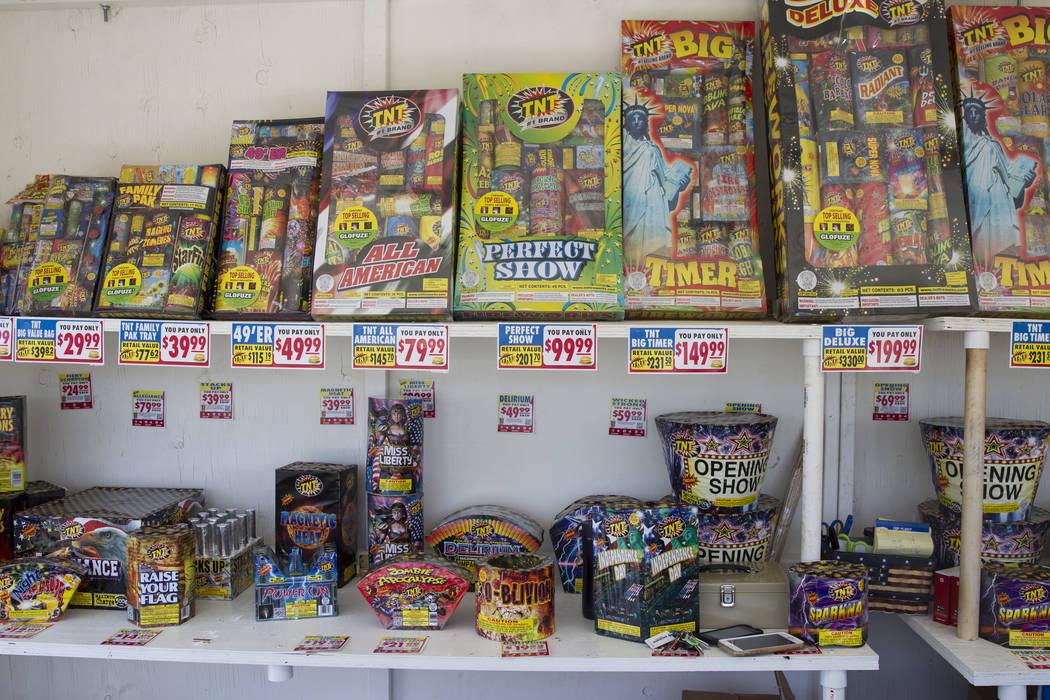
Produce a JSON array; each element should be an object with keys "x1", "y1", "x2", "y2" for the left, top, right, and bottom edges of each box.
[{"x1": 924, "y1": 317, "x2": 1032, "y2": 334}]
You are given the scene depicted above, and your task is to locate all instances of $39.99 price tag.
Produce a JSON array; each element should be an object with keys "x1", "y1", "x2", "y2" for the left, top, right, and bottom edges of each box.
[
  {"x1": 610, "y1": 398, "x2": 646, "y2": 437},
  {"x1": 59, "y1": 373, "x2": 92, "y2": 410},
  {"x1": 320, "y1": 388, "x2": 354, "y2": 425},
  {"x1": 873, "y1": 382, "x2": 908, "y2": 421},
  {"x1": 200, "y1": 382, "x2": 233, "y2": 419},
  {"x1": 1011, "y1": 321, "x2": 1050, "y2": 368},
  {"x1": 15, "y1": 318, "x2": 104, "y2": 365},
  {"x1": 120, "y1": 321, "x2": 210, "y2": 367},
  {"x1": 131, "y1": 390, "x2": 164, "y2": 427},
  {"x1": 497, "y1": 394, "x2": 534, "y2": 433},
  {"x1": 498, "y1": 323, "x2": 597, "y2": 370},
  {"x1": 821, "y1": 326, "x2": 922, "y2": 372}
]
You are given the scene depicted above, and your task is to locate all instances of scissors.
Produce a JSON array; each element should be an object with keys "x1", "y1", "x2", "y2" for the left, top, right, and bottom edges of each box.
[{"x1": 821, "y1": 515, "x2": 854, "y2": 555}]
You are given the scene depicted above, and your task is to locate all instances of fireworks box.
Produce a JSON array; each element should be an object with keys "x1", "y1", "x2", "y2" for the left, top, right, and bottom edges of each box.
[
  {"x1": 213, "y1": 119, "x2": 324, "y2": 319},
  {"x1": 0, "y1": 492, "x2": 22, "y2": 562},
  {"x1": 312, "y1": 91, "x2": 458, "y2": 321},
  {"x1": 13, "y1": 486, "x2": 204, "y2": 609},
  {"x1": 254, "y1": 544, "x2": 337, "y2": 621},
  {"x1": 455, "y1": 73, "x2": 625, "y2": 320},
  {"x1": 23, "y1": 480, "x2": 65, "y2": 509},
  {"x1": 0, "y1": 396, "x2": 26, "y2": 494},
  {"x1": 2, "y1": 176, "x2": 50, "y2": 314},
  {"x1": 275, "y1": 462, "x2": 357, "y2": 587},
  {"x1": 621, "y1": 21, "x2": 767, "y2": 318},
  {"x1": 93, "y1": 165, "x2": 226, "y2": 319},
  {"x1": 196, "y1": 536, "x2": 259, "y2": 600},
  {"x1": 760, "y1": 0, "x2": 977, "y2": 319},
  {"x1": 590, "y1": 497, "x2": 700, "y2": 643}
]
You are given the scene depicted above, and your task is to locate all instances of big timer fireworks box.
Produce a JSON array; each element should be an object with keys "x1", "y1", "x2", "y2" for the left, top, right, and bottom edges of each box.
[
  {"x1": 761, "y1": 0, "x2": 977, "y2": 319},
  {"x1": 455, "y1": 73, "x2": 625, "y2": 320},
  {"x1": 621, "y1": 20, "x2": 767, "y2": 318}
]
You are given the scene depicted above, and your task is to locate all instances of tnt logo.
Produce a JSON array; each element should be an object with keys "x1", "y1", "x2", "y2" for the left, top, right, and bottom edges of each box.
[
  {"x1": 405, "y1": 586, "x2": 422, "y2": 597},
  {"x1": 359, "y1": 95, "x2": 421, "y2": 139},
  {"x1": 1022, "y1": 585, "x2": 1047, "y2": 603},
  {"x1": 858, "y1": 56, "x2": 879, "y2": 72},
  {"x1": 0, "y1": 576, "x2": 11, "y2": 590},
  {"x1": 147, "y1": 544, "x2": 171, "y2": 561},
  {"x1": 63, "y1": 522, "x2": 84, "y2": 539},
  {"x1": 318, "y1": 560, "x2": 333, "y2": 574},
  {"x1": 895, "y1": 133, "x2": 916, "y2": 150},
  {"x1": 962, "y1": 21, "x2": 999, "y2": 46},
  {"x1": 295, "y1": 475, "x2": 323, "y2": 497},
  {"x1": 674, "y1": 439, "x2": 696, "y2": 454},
  {"x1": 471, "y1": 522, "x2": 493, "y2": 537},
  {"x1": 507, "y1": 86, "x2": 574, "y2": 129},
  {"x1": 631, "y1": 34, "x2": 664, "y2": 57},
  {"x1": 605, "y1": 516, "x2": 629, "y2": 538},
  {"x1": 830, "y1": 582, "x2": 856, "y2": 601},
  {"x1": 660, "y1": 517, "x2": 684, "y2": 539}
]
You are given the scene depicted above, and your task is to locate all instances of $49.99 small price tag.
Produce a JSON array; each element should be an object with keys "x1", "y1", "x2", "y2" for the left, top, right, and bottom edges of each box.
[
  {"x1": 320, "y1": 388, "x2": 354, "y2": 425},
  {"x1": 610, "y1": 398, "x2": 646, "y2": 437},
  {"x1": 497, "y1": 394, "x2": 534, "y2": 433},
  {"x1": 873, "y1": 383, "x2": 908, "y2": 421},
  {"x1": 200, "y1": 382, "x2": 233, "y2": 419},
  {"x1": 59, "y1": 373, "x2": 92, "y2": 410},
  {"x1": 132, "y1": 390, "x2": 164, "y2": 427}
]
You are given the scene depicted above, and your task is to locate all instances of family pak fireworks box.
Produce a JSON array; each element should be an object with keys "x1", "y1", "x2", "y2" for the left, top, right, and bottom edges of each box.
[
  {"x1": 93, "y1": 165, "x2": 226, "y2": 319},
  {"x1": 760, "y1": 0, "x2": 977, "y2": 319},
  {"x1": 14, "y1": 486, "x2": 204, "y2": 609},
  {"x1": 621, "y1": 20, "x2": 767, "y2": 318},
  {"x1": 275, "y1": 462, "x2": 357, "y2": 587},
  {"x1": 950, "y1": 7, "x2": 1050, "y2": 314},
  {"x1": 455, "y1": 73, "x2": 625, "y2": 320},
  {"x1": 312, "y1": 91, "x2": 458, "y2": 320}
]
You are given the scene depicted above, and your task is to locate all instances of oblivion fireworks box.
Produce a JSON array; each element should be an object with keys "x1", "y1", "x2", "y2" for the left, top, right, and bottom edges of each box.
[
  {"x1": 254, "y1": 544, "x2": 337, "y2": 621},
  {"x1": 0, "y1": 396, "x2": 26, "y2": 494},
  {"x1": 980, "y1": 563, "x2": 1050, "y2": 647},
  {"x1": 94, "y1": 165, "x2": 226, "y2": 319},
  {"x1": 13, "y1": 487, "x2": 204, "y2": 609},
  {"x1": 455, "y1": 73, "x2": 625, "y2": 320},
  {"x1": 313, "y1": 91, "x2": 458, "y2": 320},
  {"x1": 275, "y1": 462, "x2": 357, "y2": 587},
  {"x1": 760, "y1": 0, "x2": 977, "y2": 319},
  {"x1": 621, "y1": 20, "x2": 767, "y2": 318},
  {"x1": 213, "y1": 119, "x2": 324, "y2": 318}
]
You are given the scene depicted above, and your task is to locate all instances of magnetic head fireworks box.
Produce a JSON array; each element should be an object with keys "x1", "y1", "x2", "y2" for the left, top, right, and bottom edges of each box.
[
  {"x1": 7, "y1": 175, "x2": 116, "y2": 316},
  {"x1": 621, "y1": 20, "x2": 767, "y2": 318},
  {"x1": 213, "y1": 119, "x2": 324, "y2": 319},
  {"x1": 254, "y1": 543, "x2": 338, "y2": 621},
  {"x1": 760, "y1": 0, "x2": 977, "y2": 320},
  {"x1": 455, "y1": 73, "x2": 625, "y2": 320},
  {"x1": 13, "y1": 486, "x2": 204, "y2": 609},
  {"x1": 0, "y1": 396, "x2": 26, "y2": 494},
  {"x1": 2, "y1": 176, "x2": 50, "y2": 315},
  {"x1": 312, "y1": 91, "x2": 458, "y2": 321},
  {"x1": 275, "y1": 462, "x2": 357, "y2": 587},
  {"x1": 590, "y1": 498, "x2": 700, "y2": 642},
  {"x1": 949, "y1": 7, "x2": 1050, "y2": 314},
  {"x1": 92, "y1": 165, "x2": 226, "y2": 319}
]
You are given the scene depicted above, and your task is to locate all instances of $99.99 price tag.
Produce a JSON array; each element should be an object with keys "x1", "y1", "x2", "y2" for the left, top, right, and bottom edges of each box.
[{"x1": 497, "y1": 394, "x2": 533, "y2": 433}]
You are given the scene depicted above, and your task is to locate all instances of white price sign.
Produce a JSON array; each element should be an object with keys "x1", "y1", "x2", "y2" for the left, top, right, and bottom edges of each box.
[
  {"x1": 674, "y1": 328, "x2": 728, "y2": 372},
  {"x1": 59, "y1": 372, "x2": 92, "y2": 410},
  {"x1": 160, "y1": 322, "x2": 210, "y2": 366},
  {"x1": 610, "y1": 398, "x2": 646, "y2": 437},
  {"x1": 132, "y1": 390, "x2": 165, "y2": 427},
  {"x1": 273, "y1": 324, "x2": 325, "y2": 368},
  {"x1": 200, "y1": 382, "x2": 233, "y2": 419},
  {"x1": 541, "y1": 325, "x2": 597, "y2": 369},
  {"x1": 55, "y1": 320, "x2": 104, "y2": 363},
  {"x1": 0, "y1": 317, "x2": 12, "y2": 360},
  {"x1": 497, "y1": 394, "x2": 534, "y2": 433},
  {"x1": 865, "y1": 326, "x2": 922, "y2": 370},
  {"x1": 395, "y1": 325, "x2": 449, "y2": 371}
]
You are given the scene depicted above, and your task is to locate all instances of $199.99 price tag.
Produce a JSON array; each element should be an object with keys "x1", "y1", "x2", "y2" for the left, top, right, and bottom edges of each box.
[
  {"x1": 497, "y1": 394, "x2": 533, "y2": 433},
  {"x1": 821, "y1": 326, "x2": 922, "y2": 372}
]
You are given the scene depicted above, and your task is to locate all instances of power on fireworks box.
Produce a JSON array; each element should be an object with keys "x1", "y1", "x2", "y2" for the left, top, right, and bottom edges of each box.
[
  {"x1": 14, "y1": 487, "x2": 204, "y2": 609},
  {"x1": 455, "y1": 73, "x2": 625, "y2": 320},
  {"x1": 621, "y1": 20, "x2": 768, "y2": 318},
  {"x1": 312, "y1": 91, "x2": 458, "y2": 320},
  {"x1": 761, "y1": 0, "x2": 977, "y2": 319}
]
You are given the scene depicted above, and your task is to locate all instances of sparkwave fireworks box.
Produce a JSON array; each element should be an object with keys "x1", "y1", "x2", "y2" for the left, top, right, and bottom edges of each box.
[
  {"x1": 455, "y1": 73, "x2": 625, "y2": 320},
  {"x1": 313, "y1": 91, "x2": 458, "y2": 320},
  {"x1": 760, "y1": 0, "x2": 977, "y2": 319},
  {"x1": 621, "y1": 20, "x2": 767, "y2": 318}
]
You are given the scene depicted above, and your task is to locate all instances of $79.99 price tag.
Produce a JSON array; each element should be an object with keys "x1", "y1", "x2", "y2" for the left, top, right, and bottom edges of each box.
[
  {"x1": 821, "y1": 326, "x2": 922, "y2": 372},
  {"x1": 395, "y1": 326, "x2": 449, "y2": 371},
  {"x1": 132, "y1": 390, "x2": 164, "y2": 427}
]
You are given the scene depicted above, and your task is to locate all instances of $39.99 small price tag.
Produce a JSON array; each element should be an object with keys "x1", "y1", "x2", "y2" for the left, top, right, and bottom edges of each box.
[
  {"x1": 609, "y1": 398, "x2": 646, "y2": 437},
  {"x1": 59, "y1": 372, "x2": 92, "y2": 410},
  {"x1": 200, "y1": 382, "x2": 233, "y2": 419},
  {"x1": 132, "y1": 390, "x2": 164, "y2": 427},
  {"x1": 873, "y1": 383, "x2": 908, "y2": 421},
  {"x1": 497, "y1": 394, "x2": 534, "y2": 433},
  {"x1": 320, "y1": 388, "x2": 354, "y2": 425}
]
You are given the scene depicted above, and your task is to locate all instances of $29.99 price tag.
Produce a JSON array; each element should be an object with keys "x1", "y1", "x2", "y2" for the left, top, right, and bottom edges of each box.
[
  {"x1": 132, "y1": 390, "x2": 164, "y2": 427},
  {"x1": 200, "y1": 382, "x2": 232, "y2": 420},
  {"x1": 610, "y1": 398, "x2": 646, "y2": 437},
  {"x1": 320, "y1": 388, "x2": 354, "y2": 425},
  {"x1": 821, "y1": 326, "x2": 922, "y2": 372},
  {"x1": 0, "y1": 317, "x2": 12, "y2": 361},
  {"x1": 15, "y1": 318, "x2": 104, "y2": 365},
  {"x1": 497, "y1": 394, "x2": 534, "y2": 433},
  {"x1": 231, "y1": 323, "x2": 325, "y2": 369},
  {"x1": 59, "y1": 373, "x2": 92, "y2": 410}
]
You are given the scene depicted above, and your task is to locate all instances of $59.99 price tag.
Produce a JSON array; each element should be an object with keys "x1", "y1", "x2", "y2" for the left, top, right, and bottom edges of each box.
[
  {"x1": 1011, "y1": 321, "x2": 1050, "y2": 368},
  {"x1": 200, "y1": 382, "x2": 233, "y2": 420},
  {"x1": 320, "y1": 388, "x2": 354, "y2": 425},
  {"x1": 873, "y1": 382, "x2": 908, "y2": 421},
  {"x1": 131, "y1": 390, "x2": 164, "y2": 427},
  {"x1": 610, "y1": 398, "x2": 646, "y2": 437},
  {"x1": 628, "y1": 327, "x2": 728, "y2": 373},
  {"x1": 59, "y1": 373, "x2": 92, "y2": 410},
  {"x1": 821, "y1": 325, "x2": 922, "y2": 372},
  {"x1": 231, "y1": 323, "x2": 325, "y2": 369},
  {"x1": 15, "y1": 318, "x2": 104, "y2": 365},
  {"x1": 497, "y1": 394, "x2": 534, "y2": 433},
  {"x1": 120, "y1": 321, "x2": 210, "y2": 367}
]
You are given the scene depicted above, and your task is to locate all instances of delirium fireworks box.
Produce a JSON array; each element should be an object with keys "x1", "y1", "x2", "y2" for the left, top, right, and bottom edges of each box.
[
  {"x1": 455, "y1": 73, "x2": 625, "y2": 320},
  {"x1": 621, "y1": 21, "x2": 767, "y2": 318},
  {"x1": 275, "y1": 462, "x2": 357, "y2": 587},
  {"x1": 0, "y1": 396, "x2": 26, "y2": 493},
  {"x1": 312, "y1": 91, "x2": 458, "y2": 320},
  {"x1": 94, "y1": 165, "x2": 226, "y2": 319},
  {"x1": 761, "y1": 0, "x2": 977, "y2": 319},
  {"x1": 950, "y1": 7, "x2": 1050, "y2": 314}
]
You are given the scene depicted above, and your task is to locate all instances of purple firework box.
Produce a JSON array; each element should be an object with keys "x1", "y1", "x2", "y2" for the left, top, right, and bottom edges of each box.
[
  {"x1": 549, "y1": 495, "x2": 641, "y2": 594},
  {"x1": 788, "y1": 561, "x2": 868, "y2": 646},
  {"x1": 918, "y1": 500, "x2": 1050, "y2": 568},
  {"x1": 367, "y1": 491, "x2": 424, "y2": 568},
  {"x1": 980, "y1": 563, "x2": 1050, "y2": 647},
  {"x1": 697, "y1": 493, "x2": 779, "y2": 567},
  {"x1": 366, "y1": 397, "x2": 424, "y2": 494}
]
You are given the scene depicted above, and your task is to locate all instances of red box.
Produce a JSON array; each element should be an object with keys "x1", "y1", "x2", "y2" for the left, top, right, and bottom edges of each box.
[{"x1": 934, "y1": 567, "x2": 959, "y2": 626}]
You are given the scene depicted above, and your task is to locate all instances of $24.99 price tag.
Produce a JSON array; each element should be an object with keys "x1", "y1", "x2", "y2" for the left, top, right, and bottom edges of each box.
[
  {"x1": 320, "y1": 388, "x2": 354, "y2": 425},
  {"x1": 873, "y1": 382, "x2": 908, "y2": 421},
  {"x1": 15, "y1": 318, "x2": 104, "y2": 365},
  {"x1": 628, "y1": 327, "x2": 728, "y2": 373},
  {"x1": 497, "y1": 394, "x2": 534, "y2": 433},
  {"x1": 200, "y1": 382, "x2": 232, "y2": 419},
  {"x1": 59, "y1": 373, "x2": 92, "y2": 410},
  {"x1": 132, "y1": 390, "x2": 164, "y2": 427},
  {"x1": 821, "y1": 326, "x2": 922, "y2": 372},
  {"x1": 231, "y1": 323, "x2": 324, "y2": 369},
  {"x1": 610, "y1": 398, "x2": 646, "y2": 437}
]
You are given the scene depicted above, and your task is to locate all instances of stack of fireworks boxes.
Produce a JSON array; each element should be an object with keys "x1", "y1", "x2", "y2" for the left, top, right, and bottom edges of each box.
[
  {"x1": 761, "y1": 0, "x2": 977, "y2": 319},
  {"x1": 189, "y1": 506, "x2": 259, "y2": 601}
]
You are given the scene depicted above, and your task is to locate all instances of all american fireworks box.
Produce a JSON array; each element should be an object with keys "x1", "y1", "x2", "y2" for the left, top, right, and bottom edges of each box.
[
  {"x1": 312, "y1": 91, "x2": 458, "y2": 321},
  {"x1": 455, "y1": 73, "x2": 625, "y2": 320},
  {"x1": 950, "y1": 7, "x2": 1050, "y2": 314},
  {"x1": 621, "y1": 21, "x2": 767, "y2": 318},
  {"x1": 761, "y1": 0, "x2": 977, "y2": 319},
  {"x1": 14, "y1": 487, "x2": 204, "y2": 609}
]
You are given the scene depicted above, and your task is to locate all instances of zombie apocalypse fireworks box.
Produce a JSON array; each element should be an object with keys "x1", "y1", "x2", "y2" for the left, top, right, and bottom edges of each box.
[
  {"x1": 13, "y1": 486, "x2": 204, "y2": 610},
  {"x1": 760, "y1": 0, "x2": 977, "y2": 320},
  {"x1": 312, "y1": 91, "x2": 458, "y2": 321},
  {"x1": 275, "y1": 462, "x2": 357, "y2": 587},
  {"x1": 949, "y1": 7, "x2": 1050, "y2": 314},
  {"x1": 455, "y1": 73, "x2": 625, "y2": 320},
  {"x1": 93, "y1": 165, "x2": 226, "y2": 319},
  {"x1": 212, "y1": 119, "x2": 324, "y2": 319},
  {"x1": 621, "y1": 20, "x2": 767, "y2": 318}
]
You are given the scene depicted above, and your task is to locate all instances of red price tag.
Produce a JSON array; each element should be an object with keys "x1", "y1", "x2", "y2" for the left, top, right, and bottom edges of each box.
[
  {"x1": 610, "y1": 398, "x2": 646, "y2": 437},
  {"x1": 395, "y1": 325, "x2": 449, "y2": 371},
  {"x1": 59, "y1": 373, "x2": 92, "y2": 410},
  {"x1": 200, "y1": 382, "x2": 233, "y2": 419},
  {"x1": 373, "y1": 637, "x2": 427, "y2": 654},
  {"x1": 0, "y1": 622, "x2": 51, "y2": 639},
  {"x1": 673, "y1": 328, "x2": 728, "y2": 372},
  {"x1": 55, "y1": 320, "x2": 103, "y2": 364},
  {"x1": 501, "y1": 641, "x2": 549, "y2": 657},
  {"x1": 873, "y1": 382, "x2": 909, "y2": 421},
  {"x1": 102, "y1": 628, "x2": 161, "y2": 646},
  {"x1": 320, "y1": 388, "x2": 354, "y2": 425},
  {"x1": 132, "y1": 390, "x2": 164, "y2": 427},
  {"x1": 273, "y1": 324, "x2": 324, "y2": 368},
  {"x1": 541, "y1": 325, "x2": 597, "y2": 369},
  {"x1": 865, "y1": 327, "x2": 922, "y2": 370},
  {"x1": 0, "y1": 317, "x2": 12, "y2": 361},
  {"x1": 399, "y1": 380, "x2": 436, "y2": 418},
  {"x1": 498, "y1": 394, "x2": 534, "y2": 433},
  {"x1": 294, "y1": 635, "x2": 349, "y2": 653},
  {"x1": 160, "y1": 322, "x2": 210, "y2": 366}
]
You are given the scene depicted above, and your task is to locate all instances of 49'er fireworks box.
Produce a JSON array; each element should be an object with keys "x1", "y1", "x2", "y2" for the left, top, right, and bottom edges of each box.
[
  {"x1": 13, "y1": 487, "x2": 204, "y2": 609},
  {"x1": 761, "y1": 0, "x2": 977, "y2": 319}
]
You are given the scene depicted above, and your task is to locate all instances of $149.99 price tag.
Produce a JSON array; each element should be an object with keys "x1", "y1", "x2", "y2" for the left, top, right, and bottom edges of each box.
[
  {"x1": 132, "y1": 390, "x2": 164, "y2": 427},
  {"x1": 610, "y1": 398, "x2": 646, "y2": 437},
  {"x1": 59, "y1": 372, "x2": 92, "y2": 410},
  {"x1": 200, "y1": 382, "x2": 232, "y2": 420},
  {"x1": 320, "y1": 388, "x2": 354, "y2": 425},
  {"x1": 628, "y1": 327, "x2": 728, "y2": 373},
  {"x1": 821, "y1": 326, "x2": 922, "y2": 372},
  {"x1": 497, "y1": 394, "x2": 534, "y2": 433},
  {"x1": 873, "y1": 382, "x2": 908, "y2": 421}
]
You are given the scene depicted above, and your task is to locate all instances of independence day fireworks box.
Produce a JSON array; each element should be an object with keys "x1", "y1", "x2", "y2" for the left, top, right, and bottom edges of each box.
[
  {"x1": 621, "y1": 20, "x2": 767, "y2": 318},
  {"x1": 760, "y1": 0, "x2": 977, "y2": 319},
  {"x1": 455, "y1": 73, "x2": 625, "y2": 320}
]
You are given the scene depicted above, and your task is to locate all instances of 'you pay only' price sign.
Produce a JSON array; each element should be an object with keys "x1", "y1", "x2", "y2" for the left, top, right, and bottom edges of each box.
[{"x1": 821, "y1": 326, "x2": 922, "y2": 372}]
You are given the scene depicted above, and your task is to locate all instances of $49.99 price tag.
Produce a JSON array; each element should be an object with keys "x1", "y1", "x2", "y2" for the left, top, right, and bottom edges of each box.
[
  {"x1": 497, "y1": 323, "x2": 597, "y2": 370},
  {"x1": 59, "y1": 373, "x2": 92, "y2": 410},
  {"x1": 15, "y1": 318, "x2": 104, "y2": 365},
  {"x1": 873, "y1": 382, "x2": 908, "y2": 421},
  {"x1": 132, "y1": 390, "x2": 164, "y2": 427},
  {"x1": 628, "y1": 327, "x2": 728, "y2": 373},
  {"x1": 821, "y1": 326, "x2": 922, "y2": 372},
  {"x1": 610, "y1": 398, "x2": 646, "y2": 437},
  {"x1": 320, "y1": 388, "x2": 354, "y2": 425},
  {"x1": 497, "y1": 394, "x2": 534, "y2": 433},
  {"x1": 200, "y1": 382, "x2": 233, "y2": 419},
  {"x1": 231, "y1": 323, "x2": 325, "y2": 369},
  {"x1": 1011, "y1": 321, "x2": 1050, "y2": 368},
  {"x1": 352, "y1": 324, "x2": 450, "y2": 371}
]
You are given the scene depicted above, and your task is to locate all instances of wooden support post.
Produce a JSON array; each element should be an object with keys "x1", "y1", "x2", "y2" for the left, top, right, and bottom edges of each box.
[{"x1": 958, "y1": 330, "x2": 989, "y2": 641}]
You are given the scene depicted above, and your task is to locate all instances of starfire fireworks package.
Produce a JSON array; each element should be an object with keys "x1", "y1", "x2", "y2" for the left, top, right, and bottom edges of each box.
[
  {"x1": 0, "y1": 396, "x2": 26, "y2": 493},
  {"x1": 621, "y1": 21, "x2": 767, "y2": 318},
  {"x1": 980, "y1": 563, "x2": 1050, "y2": 647},
  {"x1": 313, "y1": 91, "x2": 457, "y2": 320},
  {"x1": 212, "y1": 119, "x2": 324, "y2": 318},
  {"x1": 456, "y1": 73, "x2": 625, "y2": 320},
  {"x1": 94, "y1": 165, "x2": 225, "y2": 318},
  {"x1": 761, "y1": 0, "x2": 977, "y2": 319}
]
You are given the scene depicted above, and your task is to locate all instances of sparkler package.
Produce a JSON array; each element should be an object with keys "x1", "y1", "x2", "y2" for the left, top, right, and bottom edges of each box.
[{"x1": 761, "y1": 0, "x2": 977, "y2": 319}]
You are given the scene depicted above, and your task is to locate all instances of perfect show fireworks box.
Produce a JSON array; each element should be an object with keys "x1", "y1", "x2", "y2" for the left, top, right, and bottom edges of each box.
[
  {"x1": 761, "y1": 0, "x2": 977, "y2": 319},
  {"x1": 455, "y1": 73, "x2": 625, "y2": 320}
]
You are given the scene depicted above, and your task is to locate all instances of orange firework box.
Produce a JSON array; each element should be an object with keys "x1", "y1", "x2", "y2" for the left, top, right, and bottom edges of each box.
[{"x1": 125, "y1": 524, "x2": 196, "y2": 627}]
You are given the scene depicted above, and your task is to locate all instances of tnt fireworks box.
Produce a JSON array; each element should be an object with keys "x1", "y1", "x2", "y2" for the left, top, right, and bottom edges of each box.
[
  {"x1": 760, "y1": 0, "x2": 977, "y2": 320},
  {"x1": 312, "y1": 91, "x2": 458, "y2": 321},
  {"x1": 196, "y1": 536, "x2": 260, "y2": 600},
  {"x1": 93, "y1": 165, "x2": 226, "y2": 319},
  {"x1": 0, "y1": 396, "x2": 26, "y2": 494},
  {"x1": 621, "y1": 20, "x2": 767, "y2": 318},
  {"x1": 212, "y1": 119, "x2": 324, "y2": 319},
  {"x1": 254, "y1": 543, "x2": 338, "y2": 621},
  {"x1": 275, "y1": 462, "x2": 357, "y2": 587},
  {"x1": 13, "y1": 486, "x2": 204, "y2": 609},
  {"x1": 23, "y1": 480, "x2": 65, "y2": 509},
  {"x1": 455, "y1": 73, "x2": 625, "y2": 320}
]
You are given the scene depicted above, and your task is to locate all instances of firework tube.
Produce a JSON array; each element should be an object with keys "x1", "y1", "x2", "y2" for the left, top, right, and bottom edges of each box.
[
  {"x1": 696, "y1": 223, "x2": 729, "y2": 258},
  {"x1": 529, "y1": 167, "x2": 564, "y2": 236},
  {"x1": 565, "y1": 169, "x2": 604, "y2": 236},
  {"x1": 854, "y1": 183, "x2": 892, "y2": 266},
  {"x1": 366, "y1": 397, "x2": 424, "y2": 494},
  {"x1": 475, "y1": 553, "x2": 555, "y2": 642},
  {"x1": 788, "y1": 561, "x2": 868, "y2": 646},
  {"x1": 909, "y1": 46, "x2": 937, "y2": 128},
  {"x1": 702, "y1": 67, "x2": 728, "y2": 145},
  {"x1": 791, "y1": 54, "x2": 814, "y2": 139},
  {"x1": 424, "y1": 114, "x2": 446, "y2": 190},
  {"x1": 379, "y1": 150, "x2": 407, "y2": 188},
  {"x1": 259, "y1": 184, "x2": 288, "y2": 250},
  {"x1": 890, "y1": 210, "x2": 927, "y2": 264},
  {"x1": 887, "y1": 128, "x2": 928, "y2": 211},
  {"x1": 727, "y1": 59, "x2": 748, "y2": 144},
  {"x1": 983, "y1": 55, "x2": 1022, "y2": 137},
  {"x1": 406, "y1": 130, "x2": 427, "y2": 190},
  {"x1": 812, "y1": 50, "x2": 854, "y2": 131},
  {"x1": 729, "y1": 222, "x2": 759, "y2": 279}
]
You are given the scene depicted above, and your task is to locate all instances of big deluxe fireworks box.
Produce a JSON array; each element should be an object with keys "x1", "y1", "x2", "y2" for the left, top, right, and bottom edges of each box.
[
  {"x1": 621, "y1": 20, "x2": 767, "y2": 318},
  {"x1": 760, "y1": 0, "x2": 977, "y2": 319},
  {"x1": 13, "y1": 486, "x2": 204, "y2": 609},
  {"x1": 312, "y1": 91, "x2": 458, "y2": 321},
  {"x1": 93, "y1": 165, "x2": 226, "y2": 319},
  {"x1": 455, "y1": 73, "x2": 625, "y2": 320}
]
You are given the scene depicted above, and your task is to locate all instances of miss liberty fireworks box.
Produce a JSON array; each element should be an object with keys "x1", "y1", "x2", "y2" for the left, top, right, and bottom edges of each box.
[{"x1": 761, "y1": 0, "x2": 977, "y2": 320}]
